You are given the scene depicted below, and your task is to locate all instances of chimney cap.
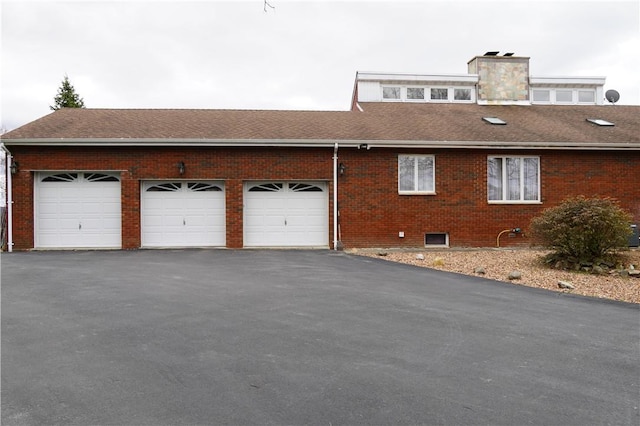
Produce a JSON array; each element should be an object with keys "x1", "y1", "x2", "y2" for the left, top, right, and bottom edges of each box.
[{"x1": 484, "y1": 51, "x2": 500, "y2": 56}]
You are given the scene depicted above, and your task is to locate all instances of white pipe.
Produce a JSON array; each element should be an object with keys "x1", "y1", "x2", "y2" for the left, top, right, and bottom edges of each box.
[
  {"x1": 1, "y1": 143, "x2": 13, "y2": 252},
  {"x1": 333, "y1": 143, "x2": 339, "y2": 250}
]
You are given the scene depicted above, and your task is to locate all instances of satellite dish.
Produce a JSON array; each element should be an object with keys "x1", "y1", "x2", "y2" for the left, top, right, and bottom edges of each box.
[{"x1": 605, "y1": 89, "x2": 620, "y2": 104}]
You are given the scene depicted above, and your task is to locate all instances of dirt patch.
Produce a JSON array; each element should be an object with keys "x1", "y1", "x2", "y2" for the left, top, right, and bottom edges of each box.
[{"x1": 350, "y1": 248, "x2": 640, "y2": 304}]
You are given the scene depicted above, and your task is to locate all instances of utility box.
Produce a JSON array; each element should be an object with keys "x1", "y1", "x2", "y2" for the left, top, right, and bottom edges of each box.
[{"x1": 630, "y1": 224, "x2": 639, "y2": 248}]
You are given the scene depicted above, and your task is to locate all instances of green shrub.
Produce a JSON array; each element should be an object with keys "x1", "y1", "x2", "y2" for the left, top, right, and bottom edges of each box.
[{"x1": 529, "y1": 196, "x2": 632, "y2": 267}]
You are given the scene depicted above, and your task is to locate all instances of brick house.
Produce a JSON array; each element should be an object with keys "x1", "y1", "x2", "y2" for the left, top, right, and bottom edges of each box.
[{"x1": 2, "y1": 53, "x2": 639, "y2": 251}]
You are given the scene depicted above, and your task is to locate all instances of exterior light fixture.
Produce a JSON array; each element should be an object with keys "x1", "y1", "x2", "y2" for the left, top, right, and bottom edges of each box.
[
  {"x1": 358, "y1": 143, "x2": 369, "y2": 150},
  {"x1": 339, "y1": 163, "x2": 346, "y2": 176},
  {"x1": 10, "y1": 161, "x2": 19, "y2": 174},
  {"x1": 177, "y1": 161, "x2": 185, "y2": 175}
]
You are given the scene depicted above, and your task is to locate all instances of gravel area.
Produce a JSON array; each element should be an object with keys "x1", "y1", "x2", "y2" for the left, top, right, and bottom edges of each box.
[{"x1": 351, "y1": 248, "x2": 640, "y2": 304}]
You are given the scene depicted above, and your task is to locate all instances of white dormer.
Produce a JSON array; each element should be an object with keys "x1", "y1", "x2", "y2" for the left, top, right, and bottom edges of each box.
[
  {"x1": 529, "y1": 76, "x2": 606, "y2": 105},
  {"x1": 352, "y1": 52, "x2": 609, "y2": 108},
  {"x1": 353, "y1": 72, "x2": 478, "y2": 104}
]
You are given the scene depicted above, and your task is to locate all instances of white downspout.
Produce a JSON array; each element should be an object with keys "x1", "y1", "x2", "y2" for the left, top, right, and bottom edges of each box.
[
  {"x1": 1, "y1": 143, "x2": 13, "y2": 252},
  {"x1": 333, "y1": 143, "x2": 339, "y2": 250}
]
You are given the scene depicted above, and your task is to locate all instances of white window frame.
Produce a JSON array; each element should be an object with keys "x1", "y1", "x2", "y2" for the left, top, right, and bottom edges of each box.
[
  {"x1": 555, "y1": 89, "x2": 573, "y2": 103},
  {"x1": 377, "y1": 84, "x2": 475, "y2": 103},
  {"x1": 531, "y1": 88, "x2": 596, "y2": 105},
  {"x1": 398, "y1": 155, "x2": 436, "y2": 195},
  {"x1": 578, "y1": 90, "x2": 596, "y2": 104},
  {"x1": 453, "y1": 88, "x2": 472, "y2": 101},
  {"x1": 406, "y1": 87, "x2": 425, "y2": 101},
  {"x1": 382, "y1": 86, "x2": 402, "y2": 100},
  {"x1": 430, "y1": 87, "x2": 450, "y2": 102},
  {"x1": 487, "y1": 156, "x2": 541, "y2": 204},
  {"x1": 532, "y1": 89, "x2": 551, "y2": 103}
]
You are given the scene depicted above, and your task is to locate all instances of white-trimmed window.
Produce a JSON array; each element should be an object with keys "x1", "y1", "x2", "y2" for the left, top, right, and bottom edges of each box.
[
  {"x1": 556, "y1": 90, "x2": 573, "y2": 103},
  {"x1": 399, "y1": 155, "x2": 435, "y2": 194},
  {"x1": 532, "y1": 89, "x2": 551, "y2": 103},
  {"x1": 377, "y1": 84, "x2": 474, "y2": 103},
  {"x1": 407, "y1": 87, "x2": 425, "y2": 100},
  {"x1": 488, "y1": 156, "x2": 540, "y2": 203},
  {"x1": 454, "y1": 88, "x2": 472, "y2": 101},
  {"x1": 430, "y1": 88, "x2": 449, "y2": 100},
  {"x1": 531, "y1": 88, "x2": 597, "y2": 105},
  {"x1": 578, "y1": 90, "x2": 595, "y2": 103},
  {"x1": 382, "y1": 86, "x2": 401, "y2": 100}
]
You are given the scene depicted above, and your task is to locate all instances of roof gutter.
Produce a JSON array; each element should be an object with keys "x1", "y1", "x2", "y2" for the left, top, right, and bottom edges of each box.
[
  {"x1": 333, "y1": 143, "x2": 339, "y2": 251},
  {"x1": 0, "y1": 143, "x2": 13, "y2": 252},
  {"x1": 0, "y1": 138, "x2": 365, "y2": 148},
  {"x1": 358, "y1": 141, "x2": 640, "y2": 150},
  {"x1": 1, "y1": 138, "x2": 638, "y2": 150}
]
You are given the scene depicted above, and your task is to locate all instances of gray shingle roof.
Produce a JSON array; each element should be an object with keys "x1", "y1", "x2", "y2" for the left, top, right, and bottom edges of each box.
[{"x1": 2, "y1": 104, "x2": 639, "y2": 149}]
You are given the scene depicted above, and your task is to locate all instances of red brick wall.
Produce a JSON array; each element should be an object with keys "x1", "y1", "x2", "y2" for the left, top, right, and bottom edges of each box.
[
  {"x1": 337, "y1": 148, "x2": 640, "y2": 248},
  {"x1": 9, "y1": 146, "x2": 334, "y2": 250},
  {"x1": 8, "y1": 145, "x2": 640, "y2": 250}
]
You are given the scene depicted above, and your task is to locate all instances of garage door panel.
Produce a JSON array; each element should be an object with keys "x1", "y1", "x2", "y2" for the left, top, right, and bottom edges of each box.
[
  {"x1": 160, "y1": 215, "x2": 184, "y2": 227},
  {"x1": 286, "y1": 215, "x2": 322, "y2": 226},
  {"x1": 184, "y1": 215, "x2": 207, "y2": 226},
  {"x1": 143, "y1": 198, "x2": 164, "y2": 209},
  {"x1": 102, "y1": 203, "x2": 122, "y2": 215},
  {"x1": 265, "y1": 216, "x2": 286, "y2": 226},
  {"x1": 38, "y1": 218, "x2": 61, "y2": 229},
  {"x1": 39, "y1": 233, "x2": 75, "y2": 247},
  {"x1": 143, "y1": 215, "x2": 163, "y2": 227},
  {"x1": 81, "y1": 202, "x2": 106, "y2": 214},
  {"x1": 58, "y1": 187, "x2": 79, "y2": 197},
  {"x1": 59, "y1": 202, "x2": 81, "y2": 214},
  {"x1": 39, "y1": 204, "x2": 62, "y2": 214},
  {"x1": 57, "y1": 219, "x2": 81, "y2": 230}
]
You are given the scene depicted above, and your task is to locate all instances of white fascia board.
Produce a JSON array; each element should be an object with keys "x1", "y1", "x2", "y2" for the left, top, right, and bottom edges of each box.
[
  {"x1": 357, "y1": 72, "x2": 478, "y2": 84},
  {"x1": 530, "y1": 76, "x2": 606, "y2": 86}
]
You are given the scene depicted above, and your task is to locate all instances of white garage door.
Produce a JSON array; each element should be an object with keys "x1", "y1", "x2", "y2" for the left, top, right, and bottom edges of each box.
[
  {"x1": 141, "y1": 181, "x2": 226, "y2": 247},
  {"x1": 35, "y1": 172, "x2": 122, "y2": 249},
  {"x1": 244, "y1": 182, "x2": 328, "y2": 247}
]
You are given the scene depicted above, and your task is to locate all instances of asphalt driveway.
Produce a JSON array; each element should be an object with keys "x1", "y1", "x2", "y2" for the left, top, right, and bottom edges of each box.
[{"x1": 2, "y1": 249, "x2": 639, "y2": 425}]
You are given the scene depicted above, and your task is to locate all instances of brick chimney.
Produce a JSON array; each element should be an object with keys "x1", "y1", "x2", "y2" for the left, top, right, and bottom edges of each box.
[{"x1": 468, "y1": 52, "x2": 530, "y2": 104}]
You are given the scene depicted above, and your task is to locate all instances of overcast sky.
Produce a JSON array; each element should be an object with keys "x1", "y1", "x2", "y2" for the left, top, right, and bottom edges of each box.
[{"x1": 1, "y1": 0, "x2": 639, "y2": 132}]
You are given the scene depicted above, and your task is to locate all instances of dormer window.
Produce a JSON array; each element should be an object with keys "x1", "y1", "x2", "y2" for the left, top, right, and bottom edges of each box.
[
  {"x1": 532, "y1": 90, "x2": 551, "y2": 102},
  {"x1": 407, "y1": 87, "x2": 425, "y2": 100},
  {"x1": 430, "y1": 88, "x2": 449, "y2": 100},
  {"x1": 382, "y1": 86, "x2": 401, "y2": 99},
  {"x1": 531, "y1": 88, "x2": 597, "y2": 105},
  {"x1": 578, "y1": 90, "x2": 596, "y2": 103},
  {"x1": 376, "y1": 83, "x2": 475, "y2": 103},
  {"x1": 556, "y1": 90, "x2": 573, "y2": 103},
  {"x1": 454, "y1": 88, "x2": 472, "y2": 100}
]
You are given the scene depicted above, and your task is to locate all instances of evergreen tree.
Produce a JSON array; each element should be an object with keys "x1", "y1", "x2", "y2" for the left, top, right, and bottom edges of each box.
[{"x1": 50, "y1": 75, "x2": 85, "y2": 110}]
